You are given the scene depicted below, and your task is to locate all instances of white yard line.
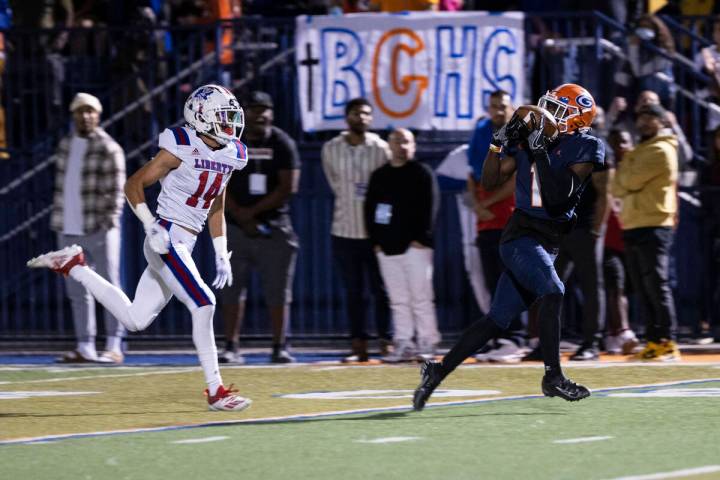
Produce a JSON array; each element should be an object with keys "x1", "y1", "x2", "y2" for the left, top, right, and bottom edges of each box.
[
  {"x1": 553, "y1": 436, "x2": 613, "y2": 444},
  {"x1": 603, "y1": 465, "x2": 720, "y2": 480},
  {"x1": 0, "y1": 368, "x2": 199, "y2": 385},
  {"x1": 355, "y1": 436, "x2": 421, "y2": 444},
  {"x1": 172, "y1": 436, "x2": 230, "y2": 444}
]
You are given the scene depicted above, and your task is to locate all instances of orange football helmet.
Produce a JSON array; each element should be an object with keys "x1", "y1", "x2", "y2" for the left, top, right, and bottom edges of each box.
[{"x1": 537, "y1": 83, "x2": 596, "y2": 134}]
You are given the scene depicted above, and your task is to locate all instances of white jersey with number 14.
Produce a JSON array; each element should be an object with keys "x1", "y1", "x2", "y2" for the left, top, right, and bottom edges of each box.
[{"x1": 156, "y1": 126, "x2": 248, "y2": 232}]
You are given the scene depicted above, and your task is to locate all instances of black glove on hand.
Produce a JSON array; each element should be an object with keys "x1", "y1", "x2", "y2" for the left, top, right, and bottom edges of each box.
[{"x1": 491, "y1": 124, "x2": 508, "y2": 148}]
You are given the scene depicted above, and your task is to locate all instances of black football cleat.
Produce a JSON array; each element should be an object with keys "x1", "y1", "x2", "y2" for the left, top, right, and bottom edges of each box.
[
  {"x1": 541, "y1": 375, "x2": 591, "y2": 401},
  {"x1": 413, "y1": 361, "x2": 444, "y2": 411}
]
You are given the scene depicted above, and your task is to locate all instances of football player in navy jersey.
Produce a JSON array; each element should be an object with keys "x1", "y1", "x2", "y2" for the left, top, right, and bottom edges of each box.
[{"x1": 414, "y1": 84, "x2": 605, "y2": 410}]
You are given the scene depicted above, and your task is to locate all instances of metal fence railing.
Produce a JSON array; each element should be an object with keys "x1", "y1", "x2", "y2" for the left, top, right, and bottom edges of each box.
[{"x1": 1, "y1": 12, "x2": 717, "y2": 341}]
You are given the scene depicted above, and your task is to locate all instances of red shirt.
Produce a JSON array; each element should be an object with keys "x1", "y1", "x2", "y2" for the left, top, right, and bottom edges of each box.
[{"x1": 474, "y1": 182, "x2": 515, "y2": 232}]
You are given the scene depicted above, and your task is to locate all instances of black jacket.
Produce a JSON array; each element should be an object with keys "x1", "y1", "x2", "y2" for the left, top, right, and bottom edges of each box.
[{"x1": 364, "y1": 161, "x2": 439, "y2": 255}]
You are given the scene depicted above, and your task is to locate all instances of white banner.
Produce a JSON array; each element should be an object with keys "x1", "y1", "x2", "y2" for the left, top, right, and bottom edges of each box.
[{"x1": 295, "y1": 11, "x2": 525, "y2": 132}]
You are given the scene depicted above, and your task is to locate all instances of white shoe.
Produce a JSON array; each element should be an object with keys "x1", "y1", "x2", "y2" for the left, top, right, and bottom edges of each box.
[
  {"x1": 96, "y1": 350, "x2": 124, "y2": 364},
  {"x1": 486, "y1": 339, "x2": 523, "y2": 363},
  {"x1": 381, "y1": 341, "x2": 416, "y2": 363},
  {"x1": 606, "y1": 330, "x2": 639, "y2": 354},
  {"x1": 27, "y1": 245, "x2": 86, "y2": 276},
  {"x1": 218, "y1": 350, "x2": 244, "y2": 364},
  {"x1": 605, "y1": 334, "x2": 622, "y2": 354},
  {"x1": 619, "y1": 329, "x2": 639, "y2": 354},
  {"x1": 415, "y1": 341, "x2": 437, "y2": 362},
  {"x1": 206, "y1": 384, "x2": 252, "y2": 412}
]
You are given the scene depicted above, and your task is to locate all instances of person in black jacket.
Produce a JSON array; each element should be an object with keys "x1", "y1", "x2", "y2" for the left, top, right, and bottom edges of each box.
[{"x1": 364, "y1": 128, "x2": 441, "y2": 362}]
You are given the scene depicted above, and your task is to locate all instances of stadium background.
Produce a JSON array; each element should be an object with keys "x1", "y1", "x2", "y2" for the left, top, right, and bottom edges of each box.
[{"x1": 0, "y1": 5, "x2": 714, "y2": 344}]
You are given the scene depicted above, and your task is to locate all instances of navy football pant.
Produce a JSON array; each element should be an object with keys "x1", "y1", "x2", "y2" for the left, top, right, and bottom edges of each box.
[
  {"x1": 441, "y1": 235, "x2": 565, "y2": 377},
  {"x1": 488, "y1": 236, "x2": 564, "y2": 328}
]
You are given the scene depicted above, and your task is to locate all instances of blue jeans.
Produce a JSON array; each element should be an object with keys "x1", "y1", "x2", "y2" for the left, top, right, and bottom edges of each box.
[{"x1": 488, "y1": 236, "x2": 564, "y2": 329}]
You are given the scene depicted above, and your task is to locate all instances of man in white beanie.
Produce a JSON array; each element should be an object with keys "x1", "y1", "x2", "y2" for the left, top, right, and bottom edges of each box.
[{"x1": 49, "y1": 92, "x2": 127, "y2": 363}]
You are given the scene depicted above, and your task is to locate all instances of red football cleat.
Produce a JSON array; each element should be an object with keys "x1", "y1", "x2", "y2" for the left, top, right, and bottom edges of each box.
[
  {"x1": 205, "y1": 384, "x2": 252, "y2": 412},
  {"x1": 26, "y1": 245, "x2": 86, "y2": 276}
]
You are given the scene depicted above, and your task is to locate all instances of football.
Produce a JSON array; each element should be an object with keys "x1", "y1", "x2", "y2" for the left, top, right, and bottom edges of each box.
[{"x1": 510, "y1": 104, "x2": 559, "y2": 141}]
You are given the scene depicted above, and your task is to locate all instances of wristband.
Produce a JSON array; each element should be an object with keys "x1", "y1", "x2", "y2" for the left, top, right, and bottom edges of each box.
[
  {"x1": 212, "y1": 236, "x2": 228, "y2": 256},
  {"x1": 488, "y1": 144, "x2": 503, "y2": 153},
  {"x1": 129, "y1": 201, "x2": 156, "y2": 227}
]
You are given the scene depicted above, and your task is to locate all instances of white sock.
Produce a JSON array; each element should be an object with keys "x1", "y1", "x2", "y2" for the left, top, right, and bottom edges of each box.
[
  {"x1": 192, "y1": 305, "x2": 222, "y2": 396},
  {"x1": 105, "y1": 336, "x2": 123, "y2": 353},
  {"x1": 77, "y1": 341, "x2": 97, "y2": 360},
  {"x1": 69, "y1": 266, "x2": 136, "y2": 331}
]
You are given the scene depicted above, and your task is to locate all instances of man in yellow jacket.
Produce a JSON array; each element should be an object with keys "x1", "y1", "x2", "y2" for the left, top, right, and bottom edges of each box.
[{"x1": 611, "y1": 103, "x2": 679, "y2": 361}]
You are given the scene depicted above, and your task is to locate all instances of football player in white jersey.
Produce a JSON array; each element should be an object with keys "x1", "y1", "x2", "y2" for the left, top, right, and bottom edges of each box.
[{"x1": 28, "y1": 85, "x2": 251, "y2": 412}]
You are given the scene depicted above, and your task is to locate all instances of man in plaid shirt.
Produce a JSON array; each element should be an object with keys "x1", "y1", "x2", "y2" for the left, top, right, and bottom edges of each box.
[{"x1": 50, "y1": 92, "x2": 126, "y2": 364}]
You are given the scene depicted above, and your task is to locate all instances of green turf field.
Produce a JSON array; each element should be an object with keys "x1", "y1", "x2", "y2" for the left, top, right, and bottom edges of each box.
[{"x1": 2, "y1": 363, "x2": 720, "y2": 479}]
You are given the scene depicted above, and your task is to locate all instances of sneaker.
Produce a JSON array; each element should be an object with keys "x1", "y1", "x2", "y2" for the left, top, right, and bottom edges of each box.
[
  {"x1": 413, "y1": 361, "x2": 444, "y2": 411},
  {"x1": 486, "y1": 339, "x2": 523, "y2": 363},
  {"x1": 659, "y1": 340, "x2": 681, "y2": 361},
  {"x1": 205, "y1": 384, "x2": 252, "y2": 412},
  {"x1": 619, "y1": 330, "x2": 639, "y2": 354},
  {"x1": 271, "y1": 349, "x2": 296, "y2": 364},
  {"x1": 521, "y1": 345, "x2": 543, "y2": 362},
  {"x1": 473, "y1": 340, "x2": 498, "y2": 362},
  {"x1": 634, "y1": 341, "x2": 660, "y2": 361},
  {"x1": 569, "y1": 345, "x2": 599, "y2": 361},
  {"x1": 541, "y1": 375, "x2": 591, "y2": 401},
  {"x1": 55, "y1": 350, "x2": 97, "y2": 364},
  {"x1": 604, "y1": 334, "x2": 622, "y2": 354},
  {"x1": 379, "y1": 338, "x2": 394, "y2": 357},
  {"x1": 27, "y1": 245, "x2": 86, "y2": 276},
  {"x1": 96, "y1": 350, "x2": 124, "y2": 364},
  {"x1": 635, "y1": 340, "x2": 680, "y2": 362},
  {"x1": 382, "y1": 341, "x2": 416, "y2": 363},
  {"x1": 415, "y1": 341, "x2": 438, "y2": 362},
  {"x1": 218, "y1": 350, "x2": 244, "y2": 364}
]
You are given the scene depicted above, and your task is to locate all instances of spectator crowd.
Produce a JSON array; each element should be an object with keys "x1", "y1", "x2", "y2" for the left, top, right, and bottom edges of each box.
[{"x1": 7, "y1": 1, "x2": 720, "y2": 363}]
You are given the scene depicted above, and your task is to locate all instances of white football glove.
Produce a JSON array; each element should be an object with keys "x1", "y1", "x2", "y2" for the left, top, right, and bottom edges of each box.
[
  {"x1": 129, "y1": 202, "x2": 171, "y2": 255},
  {"x1": 212, "y1": 236, "x2": 233, "y2": 289},
  {"x1": 145, "y1": 222, "x2": 171, "y2": 255}
]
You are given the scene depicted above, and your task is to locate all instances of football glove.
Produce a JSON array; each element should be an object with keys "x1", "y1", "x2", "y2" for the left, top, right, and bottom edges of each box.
[
  {"x1": 527, "y1": 113, "x2": 549, "y2": 153},
  {"x1": 145, "y1": 222, "x2": 171, "y2": 255},
  {"x1": 491, "y1": 124, "x2": 508, "y2": 148},
  {"x1": 503, "y1": 114, "x2": 528, "y2": 148},
  {"x1": 212, "y1": 236, "x2": 233, "y2": 289}
]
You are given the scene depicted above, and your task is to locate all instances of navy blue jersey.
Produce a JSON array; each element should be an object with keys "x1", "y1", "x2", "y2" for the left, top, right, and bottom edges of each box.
[{"x1": 512, "y1": 131, "x2": 604, "y2": 221}]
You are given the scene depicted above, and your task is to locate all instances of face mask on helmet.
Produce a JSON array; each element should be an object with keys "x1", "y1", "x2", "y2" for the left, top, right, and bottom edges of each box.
[
  {"x1": 183, "y1": 85, "x2": 245, "y2": 145},
  {"x1": 537, "y1": 84, "x2": 595, "y2": 134},
  {"x1": 538, "y1": 95, "x2": 578, "y2": 132}
]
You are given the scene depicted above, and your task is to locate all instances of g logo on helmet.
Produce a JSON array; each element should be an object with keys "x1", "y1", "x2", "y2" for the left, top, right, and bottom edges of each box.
[{"x1": 576, "y1": 94, "x2": 593, "y2": 110}]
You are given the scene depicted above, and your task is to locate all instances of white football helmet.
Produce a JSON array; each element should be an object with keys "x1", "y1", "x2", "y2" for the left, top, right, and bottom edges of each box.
[{"x1": 183, "y1": 85, "x2": 244, "y2": 145}]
